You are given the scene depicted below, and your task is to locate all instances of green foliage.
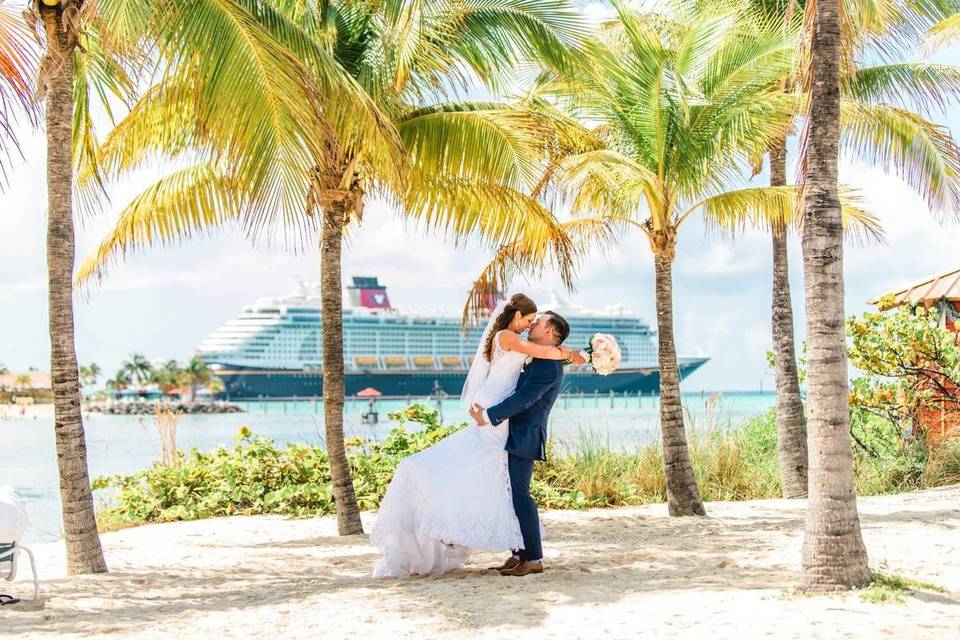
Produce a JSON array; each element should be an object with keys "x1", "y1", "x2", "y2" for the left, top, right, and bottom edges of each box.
[
  {"x1": 765, "y1": 341, "x2": 807, "y2": 385},
  {"x1": 858, "y1": 572, "x2": 947, "y2": 605},
  {"x1": 94, "y1": 402, "x2": 960, "y2": 530},
  {"x1": 851, "y1": 409, "x2": 929, "y2": 495},
  {"x1": 847, "y1": 303, "x2": 960, "y2": 432},
  {"x1": 849, "y1": 409, "x2": 960, "y2": 495},
  {"x1": 94, "y1": 403, "x2": 463, "y2": 528}
]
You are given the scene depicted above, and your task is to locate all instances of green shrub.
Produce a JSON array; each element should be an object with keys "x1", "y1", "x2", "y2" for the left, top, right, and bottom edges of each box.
[
  {"x1": 94, "y1": 403, "x2": 462, "y2": 529},
  {"x1": 94, "y1": 402, "x2": 960, "y2": 530}
]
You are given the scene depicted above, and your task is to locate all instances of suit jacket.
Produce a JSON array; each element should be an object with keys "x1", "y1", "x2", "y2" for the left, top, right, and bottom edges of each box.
[{"x1": 486, "y1": 358, "x2": 563, "y2": 461}]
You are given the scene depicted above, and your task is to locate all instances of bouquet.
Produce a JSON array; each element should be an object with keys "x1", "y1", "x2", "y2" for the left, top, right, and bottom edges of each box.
[{"x1": 585, "y1": 333, "x2": 621, "y2": 375}]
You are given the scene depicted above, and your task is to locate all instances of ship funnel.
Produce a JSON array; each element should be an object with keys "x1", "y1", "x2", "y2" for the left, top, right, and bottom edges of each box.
[{"x1": 348, "y1": 276, "x2": 391, "y2": 310}]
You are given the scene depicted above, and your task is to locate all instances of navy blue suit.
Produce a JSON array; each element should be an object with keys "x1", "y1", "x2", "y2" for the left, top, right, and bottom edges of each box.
[{"x1": 486, "y1": 358, "x2": 563, "y2": 561}]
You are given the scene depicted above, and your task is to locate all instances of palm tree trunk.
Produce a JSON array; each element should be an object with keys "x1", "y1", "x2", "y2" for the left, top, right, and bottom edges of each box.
[
  {"x1": 799, "y1": 0, "x2": 869, "y2": 591},
  {"x1": 41, "y1": 6, "x2": 107, "y2": 575},
  {"x1": 653, "y1": 250, "x2": 705, "y2": 516},
  {"x1": 769, "y1": 141, "x2": 808, "y2": 498},
  {"x1": 320, "y1": 201, "x2": 363, "y2": 535}
]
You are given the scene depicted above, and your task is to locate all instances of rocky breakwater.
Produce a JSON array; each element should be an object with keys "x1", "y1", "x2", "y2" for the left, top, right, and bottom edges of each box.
[{"x1": 86, "y1": 401, "x2": 245, "y2": 415}]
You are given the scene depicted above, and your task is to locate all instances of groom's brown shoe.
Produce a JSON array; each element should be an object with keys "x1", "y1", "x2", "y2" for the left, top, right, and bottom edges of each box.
[
  {"x1": 488, "y1": 556, "x2": 521, "y2": 572},
  {"x1": 499, "y1": 560, "x2": 543, "y2": 577}
]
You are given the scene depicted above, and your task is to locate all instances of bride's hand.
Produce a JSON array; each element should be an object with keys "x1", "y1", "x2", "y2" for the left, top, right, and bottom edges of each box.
[{"x1": 470, "y1": 404, "x2": 488, "y2": 426}]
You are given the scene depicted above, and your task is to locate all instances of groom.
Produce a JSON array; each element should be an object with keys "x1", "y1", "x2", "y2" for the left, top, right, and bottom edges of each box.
[{"x1": 469, "y1": 311, "x2": 581, "y2": 577}]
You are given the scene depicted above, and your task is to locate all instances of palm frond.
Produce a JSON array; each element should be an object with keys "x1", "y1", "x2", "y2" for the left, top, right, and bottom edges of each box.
[
  {"x1": 841, "y1": 101, "x2": 960, "y2": 218},
  {"x1": 691, "y1": 184, "x2": 884, "y2": 244},
  {"x1": 922, "y1": 11, "x2": 960, "y2": 53},
  {"x1": 75, "y1": 163, "x2": 245, "y2": 286},
  {"x1": 95, "y1": 0, "x2": 157, "y2": 55},
  {"x1": 91, "y1": 74, "x2": 201, "y2": 180},
  {"x1": 237, "y1": 0, "x2": 405, "y2": 187},
  {"x1": 452, "y1": 0, "x2": 588, "y2": 80},
  {"x1": 398, "y1": 102, "x2": 550, "y2": 187},
  {"x1": 842, "y1": 63, "x2": 960, "y2": 113},
  {"x1": 561, "y1": 1, "x2": 797, "y2": 224},
  {"x1": 842, "y1": 0, "x2": 960, "y2": 62},
  {"x1": 460, "y1": 215, "x2": 620, "y2": 326},
  {"x1": 138, "y1": 0, "x2": 401, "y2": 200},
  {"x1": 73, "y1": 29, "x2": 139, "y2": 216},
  {"x1": 553, "y1": 149, "x2": 658, "y2": 220},
  {"x1": 687, "y1": 185, "x2": 798, "y2": 230},
  {"x1": 402, "y1": 175, "x2": 569, "y2": 255},
  {"x1": 0, "y1": 0, "x2": 39, "y2": 184}
]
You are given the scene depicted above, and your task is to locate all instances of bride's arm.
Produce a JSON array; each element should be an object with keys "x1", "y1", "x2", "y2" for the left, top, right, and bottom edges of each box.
[{"x1": 498, "y1": 330, "x2": 575, "y2": 361}]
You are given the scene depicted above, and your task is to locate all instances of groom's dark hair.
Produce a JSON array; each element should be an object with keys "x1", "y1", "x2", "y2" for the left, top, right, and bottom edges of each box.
[{"x1": 543, "y1": 311, "x2": 570, "y2": 345}]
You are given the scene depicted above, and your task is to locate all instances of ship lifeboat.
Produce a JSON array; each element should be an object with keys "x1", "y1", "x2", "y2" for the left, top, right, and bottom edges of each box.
[
  {"x1": 412, "y1": 356, "x2": 435, "y2": 367},
  {"x1": 440, "y1": 357, "x2": 462, "y2": 367},
  {"x1": 384, "y1": 356, "x2": 407, "y2": 367}
]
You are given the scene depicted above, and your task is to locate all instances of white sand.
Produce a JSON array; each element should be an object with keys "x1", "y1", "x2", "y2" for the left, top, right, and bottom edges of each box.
[{"x1": 5, "y1": 486, "x2": 960, "y2": 639}]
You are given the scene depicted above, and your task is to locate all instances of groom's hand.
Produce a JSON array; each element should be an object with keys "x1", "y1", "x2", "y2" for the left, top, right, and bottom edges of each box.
[{"x1": 470, "y1": 403, "x2": 488, "y2": 426}]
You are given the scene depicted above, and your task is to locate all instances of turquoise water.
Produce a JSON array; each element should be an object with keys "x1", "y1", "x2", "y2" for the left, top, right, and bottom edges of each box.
[{"x1": 1, "y1": 392, "x2": 775, "y2": 543}]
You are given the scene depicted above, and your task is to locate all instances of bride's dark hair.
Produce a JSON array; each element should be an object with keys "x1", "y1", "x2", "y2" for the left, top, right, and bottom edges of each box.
[{"x1": 484, "y1": 294, "x2": 537, "y2": 361}]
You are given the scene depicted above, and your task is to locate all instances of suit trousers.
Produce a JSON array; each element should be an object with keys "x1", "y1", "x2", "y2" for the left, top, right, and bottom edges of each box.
[{"x1": 508, "y1": 454, "x2": 542, "y2": 562}]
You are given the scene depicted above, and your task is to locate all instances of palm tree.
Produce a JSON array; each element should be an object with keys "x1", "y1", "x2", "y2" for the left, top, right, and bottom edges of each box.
[
  {"x1": 14, "y1": 374, "x2": 31, "y2": 390},
  {"x1": 798, "y1": 0, "x2": 870, "y2": 591},
  {"x1": 70, "y1": 0, "x2": 408, "y2": 537},
  {"x1": 500, "y1": 1, "x2": 808, "y2": 516},
  {"x1": 122, "y1": 353, "x2": 152, "y2": 390},
  {"x1": 207, "y1": 376, "x2": 225, "y2": 398},
  {"x1": 79, "y1": 363, "x2": 101, "y2": 388},
  {"x1": 105, "y1": 368, "x2": 131, "y2": 399},
  {"x1": 753, "y1": 0, "x2": 960, "y2": 498},
  {"x1": 24, "y1": 0, "x2": 109, "y2": 575},
  {"x1": 150, "y1": 360, "x2": 181, "y2": 397},
  {"x1": 745, "y1": 0, "x2": 810, "y2": 499},
  {"x1": 76, "y1": 0, "x2": 591, "y2": 535},
  {"x1": 179, "y1": 357, "x2": 213, "y2": 400},
  {"x1": 39, "y1": 0, "x2": 416, "y2": 559}
]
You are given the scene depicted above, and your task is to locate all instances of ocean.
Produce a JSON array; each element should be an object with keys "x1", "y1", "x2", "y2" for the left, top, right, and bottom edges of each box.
[{"x1": 2, "y1": 392, "x2": 775, "y2": 543}]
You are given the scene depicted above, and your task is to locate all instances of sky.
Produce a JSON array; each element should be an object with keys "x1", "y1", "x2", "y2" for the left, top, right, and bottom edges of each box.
[{"x1": 0, "y1": 3, "x2": 958, "y2": 392}]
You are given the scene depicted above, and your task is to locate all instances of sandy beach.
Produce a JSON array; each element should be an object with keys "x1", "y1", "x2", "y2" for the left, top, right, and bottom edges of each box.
[{"x1": 3, "y1": 486, "x2": 958, "y2": 639}]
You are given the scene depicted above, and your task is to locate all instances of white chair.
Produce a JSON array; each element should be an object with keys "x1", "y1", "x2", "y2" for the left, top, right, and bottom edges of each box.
[{"x1": 0, "y1": 540, "x2": 38, "y2": 602}]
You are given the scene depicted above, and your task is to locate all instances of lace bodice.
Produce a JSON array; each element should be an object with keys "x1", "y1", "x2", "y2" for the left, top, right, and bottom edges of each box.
[{"x1": 472, "y1": 332, "x2": 527, "y2": 409}]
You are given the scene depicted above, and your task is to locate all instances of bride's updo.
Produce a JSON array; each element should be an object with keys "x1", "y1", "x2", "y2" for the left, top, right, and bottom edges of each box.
[{"x1": 483, "y1": 293, "x2": 537, "y2": 361}]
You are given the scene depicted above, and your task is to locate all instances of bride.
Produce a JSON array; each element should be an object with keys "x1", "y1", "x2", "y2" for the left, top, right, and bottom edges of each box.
[{"x1": 370, "y1": 294, "x2": 579, "y2": 578}]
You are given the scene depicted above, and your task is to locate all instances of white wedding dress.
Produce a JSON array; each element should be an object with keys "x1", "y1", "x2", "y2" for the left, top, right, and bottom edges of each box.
[{"x1": 370, "y1": 333, "x2": 527, "y2": 577}]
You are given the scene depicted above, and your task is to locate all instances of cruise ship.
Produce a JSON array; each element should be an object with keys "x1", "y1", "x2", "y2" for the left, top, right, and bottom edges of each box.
[{"x1": 196, "y1": 277, "x2": 709, "y2": 399}]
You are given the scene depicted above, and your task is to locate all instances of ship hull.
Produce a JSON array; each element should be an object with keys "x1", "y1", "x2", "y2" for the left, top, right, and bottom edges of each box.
[{"x1": 214, "y1": 359, "x2": 709, "y2": 399}]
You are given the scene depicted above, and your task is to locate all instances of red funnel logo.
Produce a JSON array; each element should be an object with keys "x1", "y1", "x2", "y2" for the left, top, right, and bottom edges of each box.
[{"x1": 360, "y1": 289, "x2": 391, "y2": 309}]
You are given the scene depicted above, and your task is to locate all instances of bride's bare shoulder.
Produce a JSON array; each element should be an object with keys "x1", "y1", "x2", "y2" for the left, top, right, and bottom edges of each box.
[{"x1": 496, "y1": 329, "x2": 518, "y2": 348}]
